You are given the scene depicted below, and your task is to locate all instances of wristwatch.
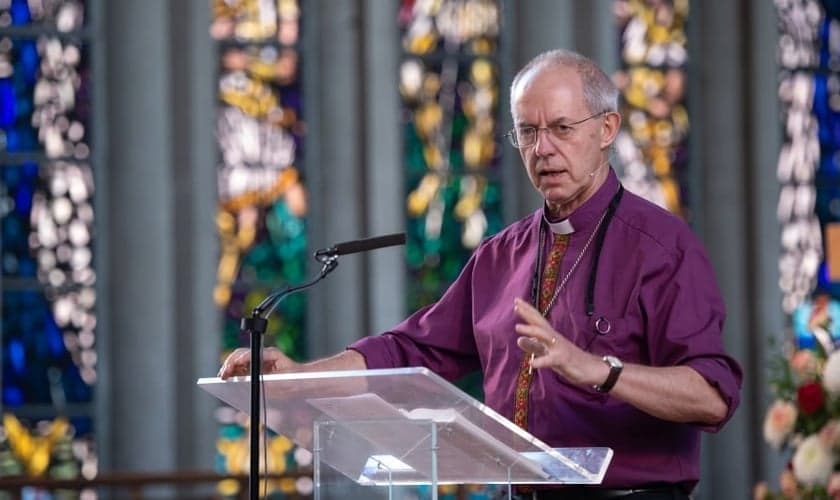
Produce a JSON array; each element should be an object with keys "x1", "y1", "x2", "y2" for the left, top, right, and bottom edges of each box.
[{"x1": 594, "y1": 355, "x2": 623, "y2": 393}]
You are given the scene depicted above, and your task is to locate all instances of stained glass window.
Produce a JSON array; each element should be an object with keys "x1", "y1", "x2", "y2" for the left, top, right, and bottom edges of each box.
[
  {"x1": 399, "y1": 0, "x2": 503, "y2": 312},
  {"x1": 210, "y1": 0, "x2": 312, "y2": 497},
  {"x1": 773, "y1": 0, "x2": 831, "y2": 337},
  {"x1": 0, "y1": 0, "x2": 96, "y2": 491},
  {"x1": 613, "y1": 0, "x2": 690, "y2": 217},
  {"x1": 399, "y1": 1, "x2": 502, "y2": 498}
]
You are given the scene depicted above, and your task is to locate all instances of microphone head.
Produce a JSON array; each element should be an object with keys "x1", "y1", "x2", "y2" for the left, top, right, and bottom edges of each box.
[{"x1": 315, "y1": 232, "x2": 406, "y2": 258}]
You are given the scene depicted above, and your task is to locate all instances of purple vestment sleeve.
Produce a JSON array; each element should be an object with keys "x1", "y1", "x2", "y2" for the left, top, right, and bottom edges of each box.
[
  {"x1": 638, "y1": 232, "x2": 743, "y2": 432},
  {"x1": 349, "y1": 253, "x2": 482, "y2": 382}
]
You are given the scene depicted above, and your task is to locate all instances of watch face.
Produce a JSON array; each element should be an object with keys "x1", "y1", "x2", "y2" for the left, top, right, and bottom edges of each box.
[
  {"x1": 595, "y1": 355, "x2": 623, "y2": 393},
  {"x1": 604, "y1": 355, "x2": 623, "y2": 369}
]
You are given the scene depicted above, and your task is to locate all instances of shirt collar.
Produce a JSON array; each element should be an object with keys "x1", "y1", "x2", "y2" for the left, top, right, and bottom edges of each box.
[
  {"x1": 539, "y1": 167, "x2": 620, "y2": 233},
  {"x1": 543, "y1": 217, "x2": 575, "y2": 235}
]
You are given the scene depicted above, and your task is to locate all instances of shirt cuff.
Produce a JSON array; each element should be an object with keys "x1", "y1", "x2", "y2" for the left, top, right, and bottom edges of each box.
[
  {"x1": 347, "y1": 336, "x2": 395, "y2": 370},
  {"x1": 685, "y1": 357, "x2": 742, "y2": 432}
]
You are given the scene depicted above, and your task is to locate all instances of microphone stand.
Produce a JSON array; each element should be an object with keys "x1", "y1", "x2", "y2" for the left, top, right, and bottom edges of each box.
[{"x1": 239, "y1": 252, "x2": 339, "y2": 500}]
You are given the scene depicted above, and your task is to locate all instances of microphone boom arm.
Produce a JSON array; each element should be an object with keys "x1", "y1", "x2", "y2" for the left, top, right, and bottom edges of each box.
[
  {"x1": 240, "y1": 253, "x2": 338, "y2": 500},
  {"x1": 238, "y1": 231, "x2": 403, "y2": 500},
  {"x1": 250, "y1": 255, "x2": 338, "y2": 320}
]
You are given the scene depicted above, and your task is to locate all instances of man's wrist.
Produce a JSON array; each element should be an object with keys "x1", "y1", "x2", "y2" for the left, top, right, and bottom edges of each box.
[
  {"x1": 593, "y1": 355, "x2": 623, "y2": 393},
  {"x1": 570, "y1": 352, "x2": 609, "y2": 386}
]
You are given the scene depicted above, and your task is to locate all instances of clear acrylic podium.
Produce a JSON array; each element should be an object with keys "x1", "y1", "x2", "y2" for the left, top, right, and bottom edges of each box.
[{"x1": 198, "y1": 367, "x2": 612, "y2": 499}]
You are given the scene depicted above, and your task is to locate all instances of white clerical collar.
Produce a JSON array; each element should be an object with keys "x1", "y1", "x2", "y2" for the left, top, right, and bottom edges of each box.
[{"x1": 545, "y1": 217, "x2": 575, "y2": 234}]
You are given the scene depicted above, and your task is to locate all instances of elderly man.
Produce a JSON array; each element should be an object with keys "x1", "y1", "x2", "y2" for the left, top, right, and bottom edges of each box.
[{"x1": 220, "y1": 49, "x2": 742, "y2": 499}]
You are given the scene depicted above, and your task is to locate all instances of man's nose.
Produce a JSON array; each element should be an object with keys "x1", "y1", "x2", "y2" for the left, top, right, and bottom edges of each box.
[{"x1": 533, "y1": 127, "x2": 554, "y2": 156}]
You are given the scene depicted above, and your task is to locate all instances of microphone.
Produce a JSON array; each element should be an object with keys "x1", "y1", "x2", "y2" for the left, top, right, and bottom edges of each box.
[
  {"x1": 589, "y1": 161, "x2": 608, "y2": 178},
  {"x1": 315, "y1": 232, "x2": 406, "y2": 259},
  {"x1": 240, "y1": 231, "x2": 403, "y2": 500}
]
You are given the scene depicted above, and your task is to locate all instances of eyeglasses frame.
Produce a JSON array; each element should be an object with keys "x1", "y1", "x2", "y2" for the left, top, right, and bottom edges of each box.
[{"x1": 504, "y1": 111, "x2": 608, "y2": 148}]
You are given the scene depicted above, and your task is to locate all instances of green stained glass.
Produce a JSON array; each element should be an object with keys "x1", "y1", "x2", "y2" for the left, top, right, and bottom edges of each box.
[
  {"x1": 212, "y1": 0, "x2": 309, "y2": 488},
  {"x1": 400, "y1": 50, "x2": 503, "y2": 310},
  {"x1": 400, "y1": 6, "x2": 502, "y2": 498}
]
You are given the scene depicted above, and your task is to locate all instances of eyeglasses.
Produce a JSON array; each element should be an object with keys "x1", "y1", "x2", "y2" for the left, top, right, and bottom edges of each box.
[{"x1": 505, "y1": 111, "x2": 605, "y2": 148}]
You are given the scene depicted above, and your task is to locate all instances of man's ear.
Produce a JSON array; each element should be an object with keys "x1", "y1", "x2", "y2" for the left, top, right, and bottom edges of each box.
[{"x1": 600, "y1": 111, "x2": 621, "y2": 150}]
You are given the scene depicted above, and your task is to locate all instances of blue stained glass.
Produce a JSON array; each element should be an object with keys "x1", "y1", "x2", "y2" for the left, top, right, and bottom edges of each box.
[
  {"x1": 46, "y1": 313, "x2": 63, "y2": 357},
  {"x1": 2, "y1": 163, "x2": 19, "y2": 184},
  {"x1": 0, "y1": 38, "x2": 90, "y2": 155},
  {"x1": 0, "y1": 0, "x2": 96, "y2": 478},
  {"x1": 2, "y1": 290, "x2": 92, "y2": 406},
  {"x1": 3, "y1": 214, "x2": 22, "y2": 239},
  {"x1": 18, "y1": 40, "x2": 38, "y2": 83},
  {"x1": 2, "y1": 0, "x2": 86, "y2": 30},
  {"x1": 0, "y1": 79, "x2": 15, "y2": 127},
  {"x1": 818, "y1": 261, "x2": 840, "y2": 297},
  {"x1": 13, "y1": 182, "x2": 32, "y2": 214},
  {"x1": 4, "y1": 128, "x2": 34, "y2": 152},
  {"x1": 10, "y1": 0, "x2": 32, "y2": 26},
  {"x1": 70, "y1": 416, "x2": 92, "y2": 436},
  {"x1": 2, "y1": 163, "x2": 39, "y2": 279},
  {"x1": 1, "y1": 40, "x2": 38, "y2": 153},
  {"x1": 62, "y1": 364, "x2": 90, "y2": 402},
  {"x1": 8, "y1": 339, "x2": 24, "y2": 373},
  {"x1": 818, "y1": 156, "x2": 840, "y2": 183},
  {"x1": 813, "y1": 66, "x2": 840, "y2": 227},
  {"x1": 16, "y1": 254, "x2": 35, "y2": 277},
  {"x1": 3, "y1": 386, "x2": 22, "y2": 405},
  {"x1": 819, "y1": 17, "x2": 832, "y2": 70},
  {"x1": 1, "y1": 215, "x2": 36, "y2": 278},
  {"x1": 813, "y1": 95, "x2": 840, "y2": 154}
]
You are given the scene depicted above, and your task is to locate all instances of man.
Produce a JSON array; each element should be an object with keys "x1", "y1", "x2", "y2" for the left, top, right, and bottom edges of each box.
[{"x1": 220, "y1": 49, "x2": 742, "y2": 499}]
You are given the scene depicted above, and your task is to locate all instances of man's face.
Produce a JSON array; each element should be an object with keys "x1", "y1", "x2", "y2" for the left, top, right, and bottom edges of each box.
[{"x1": 511, "y1": 64, "x2": 618, "y2": 218}]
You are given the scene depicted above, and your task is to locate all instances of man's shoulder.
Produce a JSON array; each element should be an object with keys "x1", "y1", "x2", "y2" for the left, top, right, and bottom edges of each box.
[
  {"x1": 477, "y1": 210, "x2": 539, "y2": 250},
  {"x1": 615, "y1": 188, "x2": 703, "y2": 253}
]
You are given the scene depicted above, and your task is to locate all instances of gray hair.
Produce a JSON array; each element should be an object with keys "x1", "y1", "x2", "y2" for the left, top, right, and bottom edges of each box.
[{"x1": 510, "y1": 49, "x2": 618, "y2": 114}]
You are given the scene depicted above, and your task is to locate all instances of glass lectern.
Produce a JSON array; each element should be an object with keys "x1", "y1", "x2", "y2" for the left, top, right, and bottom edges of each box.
[{"x1": 198, "y1": 367, "x2": 612, "y2": 499}]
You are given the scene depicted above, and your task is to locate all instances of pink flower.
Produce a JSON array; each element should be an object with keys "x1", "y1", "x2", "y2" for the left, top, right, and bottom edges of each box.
[
  {"x1": 828, "y1": 472, "x2": 840, "y2": 498},
  {"x1": 752, "y1": 481, "x2": 769, "y2": 500},
  {"x1": 821, "y1": 420, "x2": 840, "y2": 450},
  {"x1": 780, "y1": 469, "x2": 798, "y2": 499},
  {"x1": 764, "y1": 400, "x2": 798, "y2": 448},
  {"x1": 790, "y1": 350, "x2": 819, "y2": 380}
]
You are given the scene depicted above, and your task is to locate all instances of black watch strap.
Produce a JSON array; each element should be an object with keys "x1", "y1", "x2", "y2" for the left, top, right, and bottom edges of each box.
[{"x1": 594, "y1": 355, "x2": 623, "y2": 393}]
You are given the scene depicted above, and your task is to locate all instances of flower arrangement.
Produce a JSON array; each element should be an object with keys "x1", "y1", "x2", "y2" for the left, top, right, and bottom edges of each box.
[{"x1": 757, "y1": 295, "x2": 840, "y2": 499}]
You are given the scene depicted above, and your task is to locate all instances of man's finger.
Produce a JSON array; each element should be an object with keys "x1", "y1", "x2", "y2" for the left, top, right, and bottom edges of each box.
[
  {"x1": 517, "y1": 336, "x2": 548, "y2": 355},
  {"x1": 513, "y1": 298, "x2": 552, "y2": 328},
  {"x1": 515, "y1": 323, "x2": 554, "y2": 346}
]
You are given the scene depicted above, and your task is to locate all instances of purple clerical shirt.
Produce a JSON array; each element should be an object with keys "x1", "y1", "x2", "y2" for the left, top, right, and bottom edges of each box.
[{"x1": 349, "y1": 169, "x2": 742, "y2": 489}]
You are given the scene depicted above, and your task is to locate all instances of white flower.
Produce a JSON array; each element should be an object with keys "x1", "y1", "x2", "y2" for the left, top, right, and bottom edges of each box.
[
  {"x1": 792, "y1": 434, "x2": 835, "y2": 486},
  {"x1": 823, "y1": 351, "x2": 840, "y2": 394},
  {"x1": 763, "y1": 400, "x2": 798, "y2": 448}
]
